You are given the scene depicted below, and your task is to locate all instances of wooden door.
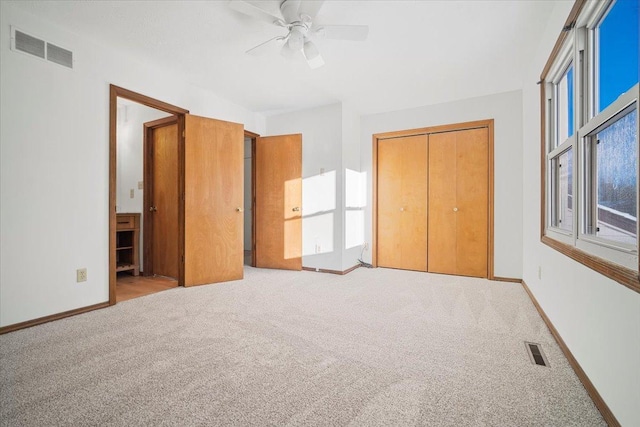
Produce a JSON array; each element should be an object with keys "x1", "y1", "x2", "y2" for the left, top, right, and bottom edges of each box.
[
  {"x1": 147, "y1": 120, "x2": 179, "y2": 279},
  {"x1": 377, "y1": 135, "x2": 428, "y2": 271},
  {"x1": 184, "y1": 114, "x2": 244, "y2": 286},
  {"x1": 255, "y1": 134, "x2": 302, "y2": 270},
  {"x1": 428, "y1": 128, "x2": 488, "y2": 277}
]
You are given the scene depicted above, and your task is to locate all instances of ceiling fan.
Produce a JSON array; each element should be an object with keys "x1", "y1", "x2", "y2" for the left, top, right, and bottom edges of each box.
[{"x1": 229, "y1": 0, "x2": 369, "y2": 69}]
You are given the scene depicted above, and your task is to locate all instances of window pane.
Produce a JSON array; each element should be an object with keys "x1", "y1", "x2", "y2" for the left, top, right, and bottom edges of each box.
[
  {"x1": 553, "y1": 148, "x2": 573, "y2": 231},
  {"x1": 557, "y1": 64, "x2": 574, "y2": 143},
  {"x1": 595, "y1": 109, "x2": 637, "y2": 245},
  {"x1": 597, "y1": 0, "x2": 639, "y2": 112}
]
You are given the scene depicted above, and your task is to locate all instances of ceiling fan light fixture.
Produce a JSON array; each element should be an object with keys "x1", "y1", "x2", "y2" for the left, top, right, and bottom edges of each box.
[
  {"x1": 288, "y1": 27, "x2": 305, "y2": 51},
  {"x1": 303, "y1": 41, "x2": 324, "y2": 69},
  {"x1": 231, "y1": 0, "x2": 366, "y2": 68}
]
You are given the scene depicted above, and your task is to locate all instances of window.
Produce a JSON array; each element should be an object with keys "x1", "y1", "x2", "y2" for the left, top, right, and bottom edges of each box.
[
  {"x1": 542, "y1": 0, "x2": 639, "y2": 292},
  {"x1": 551, "y1": 148, "x2": 574, "y2": 232},
  {"x1": 557, "y1": 64, "x2": 574, "y2": 143},
  {"x1": 583, "y1": 107, "x2": 637, "y2": 246},
  {"x1": 595, "y1": 0, "x2": 639, "y2": 113},
  {"x1": 546, "y1": 43, "x2": 576, "y2": 238}
]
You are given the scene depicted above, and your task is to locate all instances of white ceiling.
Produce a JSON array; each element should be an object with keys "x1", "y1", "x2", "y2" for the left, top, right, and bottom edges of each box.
[{"x1": 9, "y1": 0, "x2": 556, "y2": 116}]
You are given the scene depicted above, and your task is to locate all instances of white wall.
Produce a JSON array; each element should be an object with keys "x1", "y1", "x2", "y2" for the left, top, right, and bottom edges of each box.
[
  {"x1": 359, "y1": 90, "x2": 524, "y2": 279},
  {"x1": 266, "y1": 103, "x2": 345, "y2": 271},
  {"x1": 0, "y1": 3, "x2": 265, "y2": 327},
  {"x1": 342, "y1": 102, "x2": 365, "y2": 270},
  {"x1": 521, "y1": 2, "x2": 640, "y2": 425}
]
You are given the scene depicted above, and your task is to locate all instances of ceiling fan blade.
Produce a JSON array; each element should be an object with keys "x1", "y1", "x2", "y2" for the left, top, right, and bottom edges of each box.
[
  {"x1": 298, "y1": 0, "x2": 325, "y2": 20},
  {"x1": 228, "y1": 0, "x2": 285, "y2": 26},
  {"x1": 280, "y1": 0, "x2": 301, "y2": 23},
  {"x1": 315, "y1": 25, "x2": 369, "y2": 41},
  {"x1": 303, "y1": 41, "x2": 324, "y2": 69},
  {"x1": 246, "y1": 36, "x2": 285, "y2": 56}
]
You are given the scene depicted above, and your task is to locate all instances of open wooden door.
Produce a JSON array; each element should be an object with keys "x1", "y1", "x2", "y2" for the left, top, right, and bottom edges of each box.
[
  {"x1": 183, "y1": 114, "x2": 244, "y2": 286},
  {"x1": 144, "y1": 117, "x2": 179, "y2": 279},
  {"x1": 255, "y1": 134, "x2": 302, "y2": 270}
]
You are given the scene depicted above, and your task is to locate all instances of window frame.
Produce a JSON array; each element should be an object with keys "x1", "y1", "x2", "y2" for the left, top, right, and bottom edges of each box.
[
  {"x1": 545, "y1": 37, "x2": 576, "y2": 245},
  {"x1": 540, "y1": 0, "x2": 640, "y2": 293}
]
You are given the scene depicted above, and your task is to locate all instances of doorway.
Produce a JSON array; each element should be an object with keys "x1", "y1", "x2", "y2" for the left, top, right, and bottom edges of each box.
[
  {"x1": 110, "y1": 86, "x2": 306, "y2": 305},
  {"x1": 110, "y1": 86, "x2": 248, "y2": 303},
  {"x1": 112, "y1": 91, "x2": 186, "y2": 303},
  {"x1": 244, "y1": 131, "x2": 257, "y2": 267},
  {"x1": 372, "y1": 119, "x2": 495, "y2": 279}
]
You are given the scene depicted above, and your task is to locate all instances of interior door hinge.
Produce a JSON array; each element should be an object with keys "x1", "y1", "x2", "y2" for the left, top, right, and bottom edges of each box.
[{"x1": 182, "y1": 130, "x2": 185, "y2": 138}]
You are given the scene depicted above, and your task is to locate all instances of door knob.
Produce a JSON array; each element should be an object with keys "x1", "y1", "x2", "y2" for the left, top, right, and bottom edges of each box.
[
  {"x1": 292, "y1": 207, "x2": 300, "y2": 212},
  {"x1": 453, "y1": 207, "x2": 458, "y2": 212},
  {"x1": 400, "y1": 207, "x2": 405, "y2": 212},
  {"x1": 149, "y1": 206, "x2": 157, "y2": 212},
  {"x1": 236, "y1": 207, "x2": 243, "y2": 212}
]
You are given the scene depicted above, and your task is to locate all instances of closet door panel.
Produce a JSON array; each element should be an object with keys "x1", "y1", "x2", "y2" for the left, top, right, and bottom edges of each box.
[
  {"x1": 427, "y1": 132, "x2": 457, "y2": 275},
  {"x1": 377, "y1": 135, "x2": 427, "y2": 271},
  {"x1": 456, "y1": 128, "x2": 488, "y2": 277},
  {"x1": 400, "y1": 135, "x2": 428, "y2": 271},
  {"x1": 377, "y1": 139, "x2": 404, "y2": 268}
]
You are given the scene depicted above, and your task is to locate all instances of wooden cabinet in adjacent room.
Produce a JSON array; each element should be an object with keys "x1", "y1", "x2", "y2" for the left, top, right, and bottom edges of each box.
[{"x1": 116, "y1": 213, "x2": 140, "y2": 276}]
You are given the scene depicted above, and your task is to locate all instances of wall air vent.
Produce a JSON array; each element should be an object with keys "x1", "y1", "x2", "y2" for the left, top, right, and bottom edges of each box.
[
  {"x1": 46, "y1": 43, "x2": 73, "y2": 68},
  {"x1": 14, "y1": 29, "x2": 45, "y2": 59},
  {"x1": 11, "y1": 26, "x2": 74, "y2": 69}
]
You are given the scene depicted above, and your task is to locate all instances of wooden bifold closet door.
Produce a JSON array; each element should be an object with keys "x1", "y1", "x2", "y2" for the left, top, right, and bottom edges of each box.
[
  {"x1": 376, "y1": 125, "x2": 489, "y2": 278},
  {"x1": 428, "y1": 128, "x2": 489, "y2": 277},
  {"x1": 377, "y1": 135, "x2": 428, "y2": 271}
]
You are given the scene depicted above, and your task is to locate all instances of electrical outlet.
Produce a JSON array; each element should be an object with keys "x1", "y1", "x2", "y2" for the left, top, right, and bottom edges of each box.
[
  {"x1": 363, "y1": 242, "x2": 369, "y2": 251},
  {"x1": 138, "y1": 181, "x2": 144, "y2": 190},
  {"x1": 315, "y1": 244, "x2": 322, "y2": 254},
  {"x1": 130, "y1": 189, "x2": 135, "y2": 198},
  {"x1": 77, "y1": 268, "x2": 87, "y2": 282}
]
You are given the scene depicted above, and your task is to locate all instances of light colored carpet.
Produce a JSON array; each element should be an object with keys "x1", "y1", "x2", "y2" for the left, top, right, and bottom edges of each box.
[{"x1": 1, "y1": 267, "x2": 604, "y2": 426}]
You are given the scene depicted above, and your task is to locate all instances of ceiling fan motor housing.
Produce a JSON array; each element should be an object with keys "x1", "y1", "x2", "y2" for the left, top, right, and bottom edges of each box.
[{"x1": 288, "y1": 23, "x2": 310, "y2": 51}]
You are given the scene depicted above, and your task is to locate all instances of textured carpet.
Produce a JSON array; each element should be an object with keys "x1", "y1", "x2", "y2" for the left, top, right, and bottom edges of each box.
[{"x1": 1, "y1": 267, "x2": 604, "y2": 426}]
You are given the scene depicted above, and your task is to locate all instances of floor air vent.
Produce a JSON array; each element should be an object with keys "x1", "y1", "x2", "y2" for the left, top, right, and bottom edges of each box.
[
  {"x1": 525, "y1": 342, "x2": 549, "y2": 367},
  {"x1": 11, "y1": 27, "x2": 73, "y2": 69}
]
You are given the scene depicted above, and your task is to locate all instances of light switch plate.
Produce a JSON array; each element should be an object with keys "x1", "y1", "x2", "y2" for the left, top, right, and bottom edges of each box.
[{"x1": 138, "y1": 181, "x2": 143, "y2": 189}]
